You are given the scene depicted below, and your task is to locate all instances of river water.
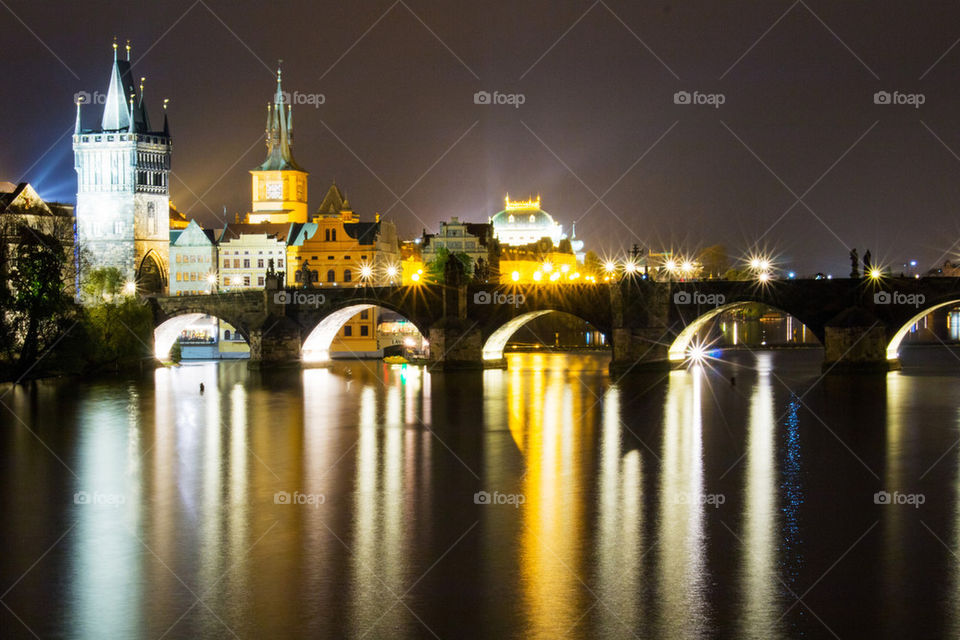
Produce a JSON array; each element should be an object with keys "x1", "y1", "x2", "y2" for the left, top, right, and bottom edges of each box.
[{"x1": 2, "y1": 349, "x2": 960, "y2": 639}]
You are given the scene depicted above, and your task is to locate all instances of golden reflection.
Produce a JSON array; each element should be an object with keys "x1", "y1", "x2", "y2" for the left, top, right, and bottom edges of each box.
[
  {"x1": 658, "y1": 367, "x2": 709, "y2": 638},
  {"x1": 349, "y1": 371, "x2": 431, "y2": 638},
  {"x1": 596, "y1": 386, "x2": 644, "y2": 632},
  {"x1": 884, "y1": 372, "x2": 908, "y2": 633},
  {"x1": 504, "y1": 352, "x2": 602, "y2": 638},
  {"x1": 740, "y1": 353, "x2": 779, "y2": 637}
]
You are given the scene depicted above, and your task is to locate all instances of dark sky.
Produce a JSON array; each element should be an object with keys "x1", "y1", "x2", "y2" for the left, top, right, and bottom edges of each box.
[{"x1": 4, "y1": 1, "x2": 960, "y2": 275}]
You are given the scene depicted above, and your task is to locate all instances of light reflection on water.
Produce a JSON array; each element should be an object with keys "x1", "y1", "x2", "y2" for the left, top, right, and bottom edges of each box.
[{"x1": 3, "y1": 351, "x2": 960, "y2": 637}]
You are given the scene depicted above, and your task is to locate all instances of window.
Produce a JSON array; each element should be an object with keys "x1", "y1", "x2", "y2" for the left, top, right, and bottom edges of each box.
[
  {"x1": 278, "y1": 260, "x2": 283, "y2": 269},
  {"x1": 234, "y1": 259, "x2": 241, "y2": 268},
  {"x1": 224, "y1": 330, "x2": 231, "y2": 340},
  {"x1": 343, "y1": 269, "x2": 352, "y2": 282},
  {"x1": 360, "y1": 325, "x2": 369, "y2": 337},
  {"x1": 343, "y1": 326, "x2": 352, "y2": 337},
  {"x1": 311, "y1": 270, "x2": 319, "y2": 283},
  {"x1": 258, "y1": 276, "x2": 265, "y2": 286},
  {"x1": 243, "y1": 276, "x2": 251, "y2": 286},
  {"x1": 257, "y1": 259, "x2": 264, "y2": 268},
  {"x1": 360, "y1": 310, "x2": 369, "y2": 320},
  {"x1": 295, "y1": 271, "x2": 302, "y2": 283},
  {"x1": 508, "y1": 214, "x2": 514, "y2": 223},
  {"x1": 324, "y1": 229, "x2": 330, "y2": 242},
  {"x1": 327, "y1": 269, "x2": 336, "y2": 282},
  {"x1": 148, "y1": 202, "x2": 157, "y2": 234},
  {"x1": 114, "y1": 220, "x2": 123, "y2": 235},
  {"x1": 243, "y1": 259, "x2": 250, "y2": 268},
  {"x1": 176, "y1": 273, "x2": 181, "y2": 281}
]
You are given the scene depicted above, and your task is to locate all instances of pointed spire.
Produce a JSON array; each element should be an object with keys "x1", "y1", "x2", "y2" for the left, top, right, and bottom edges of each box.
[
  {"x1": 126, "y1": 39, "x2": 131, "y2": 61},
  {"x1": 287, "y1": 104, "x2": 293, "y2": 144},
  {"x1": 162, "y1": 98, "x2": 170, "y2": 136},
  {"x1": 101, "y1": 40, "x2": 131, "y2": 131},
  {"x1": 74, "y1": 94, "x2": 84, "y2": 134},
  {"x1": 128, "y1": 95, "x2": 135, "y2": 133}
]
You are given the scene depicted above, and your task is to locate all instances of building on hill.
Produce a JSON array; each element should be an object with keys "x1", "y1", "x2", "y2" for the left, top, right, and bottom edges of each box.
[
  {"x1": 248, "y1": 67, "x2": 308, "y2": 224},
  {"x1": 73, "y1": 41, "x2": 172, "y2": 294},
  {"x1": 169, "y1": 220, "x2": 218, "y2": 296},
  {"x1": 490, "y1": 195, "x2": 564, "y2": 247},
  {"x1": 421, "y1": 217, "x2": 495, "y2": 278},
  {"x1": 218, "y1": 222, "x2": 289, "y2": 291}
]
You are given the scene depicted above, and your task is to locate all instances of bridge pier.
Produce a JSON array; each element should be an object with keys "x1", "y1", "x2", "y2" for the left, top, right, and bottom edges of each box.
[
  {"x1": 822, "y1": 309, "x2": 894, "y2": 373},
  {"x1": 609, "y1": 328, "x2": 672, "y2": 374},
  {"x1": 247, "y1": 318, "x2": 302, "y2": 369},
  {"x1": 428, "y1": 323, "x2": 485, "y2": 371}
]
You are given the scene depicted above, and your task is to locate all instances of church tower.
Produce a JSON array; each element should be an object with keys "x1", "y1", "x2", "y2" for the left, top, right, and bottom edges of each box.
[
  {"x1": 248, "y1": 66, "x2": 308, "y2": 224},
  {"x1": 73, "y1": 41, "x2": 172, "y2": 293}
]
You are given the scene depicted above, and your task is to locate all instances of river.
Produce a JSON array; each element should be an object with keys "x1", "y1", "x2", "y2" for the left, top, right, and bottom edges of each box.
[{"x1": 1, "y1": 348, "x2": 959, "y2": 638}]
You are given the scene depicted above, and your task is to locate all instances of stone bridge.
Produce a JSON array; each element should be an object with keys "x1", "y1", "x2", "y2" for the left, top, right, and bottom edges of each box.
[{"x1": 148, "y1": 276, "x2": 960, "y2": 372}]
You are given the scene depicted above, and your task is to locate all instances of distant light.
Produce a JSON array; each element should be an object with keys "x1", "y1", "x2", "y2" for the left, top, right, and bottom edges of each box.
[
  {"x1": 550, "y1": 272, "x2": 561, "y2": 281},
  {"x1": 827, "y1": 274, "x2": 833, "y2": 280},
  {"x1": 624, "y1": 262, "x2": 637, "y2": 274},
  {"x1": 386, "y1": 265, "x2": 398, "y2": 278},
  {"x1": 688, "y1": 343, "x2": 707, "y2": 364},
  {"x1": 206, "y1": 274, "x2": 216, "y2": 285},
  {"x1": 604, "y1": 261, "x2": 616, "y2": 273},
  {"x1": 561, "y1": 264, "x2": 570, "y2": 273},
  {"x1": 758, "y1": 272, "x2": 771, "y2": 283},
  {"x1": 403, "y1": 337, "x2": 416, "y2": 347},
  {"x1": 542, "y1": 262, "x2": 553, "y2": 273},
  {"x1": 750, "y1": 258, "x2": 761, "y2": 270},
  {"x1": 360, "y1": 265, "x2": 373, "y2": 279},
  {"x1": 681, "y1": 260, "x2": 694, "y2": 273},
  {"x1": 787, "y1": 271, "x2": 796, "y2": 279},
  {"x1": 533, "y1": 271, "x2": 543, "y2": 281},
  {"x1": 664, "y1": 259, "x2": 677, "y2": 273},
  {"x1": 511, "y1": 270, "x2": 520, "y2": 282},
  {"x1": 411, "y1": 273, "x2": 420, "y2": 282},
  {"x1": 869, "y1": 268, "x2": 882, "y2": 279},
  {"x1": 123, "y1": 281, "x2": 136, "y2": 295},
  {"x1": 910, "y1": 260, "x2": 917, "y2": 267}
]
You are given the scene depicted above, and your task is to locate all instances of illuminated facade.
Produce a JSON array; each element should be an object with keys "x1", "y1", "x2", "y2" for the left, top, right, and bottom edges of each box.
[
  {"x1": 287, "y1": 183, "x2": 401, "y2": 355},
  {"x1": 421, "y1": 217, "x2": 493, "y2": 276},
  {"x1": 73, "y1": 42, "x2": 171, "y2": 293},
  {"x1": 248, "y1": 68, "x2": 308, "y2": 224},
  {"x1": 499, "y1": 246, "x2": 580, "y2": 284},
  {"x1": 169, "y1": 220, "x2": 217, "y2": 296},
  {"x1": 218, "y1": 223, "x2": 288, "y2": 291},
  {"x1": 490, "y1": 195, "x2": 564, "y2": 247}
]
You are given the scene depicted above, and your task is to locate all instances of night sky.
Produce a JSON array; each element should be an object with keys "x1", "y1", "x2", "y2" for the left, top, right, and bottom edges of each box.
[{"x1": 5, "y1": 1, "x2": 960, "y2": 274}]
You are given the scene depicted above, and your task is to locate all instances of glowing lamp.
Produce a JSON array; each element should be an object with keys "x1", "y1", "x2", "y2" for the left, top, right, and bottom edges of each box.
[
  {"x1": 386, "y1": 266, "x2": 398, "y2": 278},
  {"x1": 511, "y1": 271, "x2": 520, "y2": 282},
  {"x1": 411, "y1": 273, "x2": 420, "y2": 282},
  {"x1": 533, "y1": 271, "x2": 543, "y2": 282},
  {"x1": 542, "y1": 262, "x2": 553, "y2": 273},
  {"x1": 123, "y1": 281, "x2": 137, "y2": 295},
  {"x1": 360, "y1": 265, "x2": 373, "y2": 279},
  {"x1": 604, "y1": 261, "x2": 616, "y2": 273},
  {"x1": 869, "y1": 268, "x2": 882, "y2": 279}
]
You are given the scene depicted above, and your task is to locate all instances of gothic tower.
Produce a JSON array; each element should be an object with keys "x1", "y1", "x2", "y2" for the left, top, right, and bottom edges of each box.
[
  {"x1": 73, "y1": 41, "x2": 172, "y2": 293},
  {"x1": 248, "y1": 66, "x2": 308, "y2": 224}
]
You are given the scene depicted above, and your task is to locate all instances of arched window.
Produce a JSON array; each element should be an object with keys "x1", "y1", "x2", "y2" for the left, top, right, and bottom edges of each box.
[
  {"x1": 327, "y1": 269, "x2": 336, "y2": 282},
  {"x1": 310, "y1": 270, "x2": 319, "y2": 283},
  {"x1": 224, "y1": 329, "x2": 231, "y2": 340},
  {"x1": 295, "y1": 271, "x2": 302, "y2": 283},
  {"x1": 508, "y1": 214, "x2": 514, "y2": 223},
  {"x1": 344, "y1": 269, "x2": 352, "y2": 282}
]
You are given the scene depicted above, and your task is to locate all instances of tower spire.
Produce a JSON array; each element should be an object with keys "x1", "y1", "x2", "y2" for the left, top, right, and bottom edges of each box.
[
  {"x1": 74, "y1": 95, "x2": 84, "y2": 135},
  {"x1": 128, "y1": 95, "x2": 135, "y2": 133},
  {"x1": 102, "y1": 40, "x2": 131, "y2": 131},
  {"x1": 126, "y1": 39, "x2": 131, "y2": 61},
  {"x1": 163, "y1": 98, "x2": 170, "y2": 136}
]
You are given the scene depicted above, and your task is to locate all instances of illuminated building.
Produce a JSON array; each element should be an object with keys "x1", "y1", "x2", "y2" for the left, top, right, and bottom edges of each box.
[
  {"x1": 499, "y1": 243, "x2": 580, "y2": 284},
  {"x1": 399, "y1": 240, "x2": 425, "y2": 285},
  {"x1": 0, "y1": 182, "x2": 75, "y2": 290},
  {"x1": 218, "y1": 223, "x2": 288, "y2": 291},
  {"x1": 247, "y1": 67, "x2": 308, "y2": 224},
  {"x1": 287, "y1": 182, "x2": 400, "y2": 356},
  {"x1": 168, "y1": 203, "x2": 189, "y2": 230},
  {"x1": 421, "y1": 217, "x2": 494, "y2": 276},
  {"x1": 490, "y1": 195, "x2": 565, "y2": 247},
  {"x1": 169, "y1": 220, "x2": 217, "y2": 296},
  {"x1": 73, "y1": 41, "x2": 171, "y2": 293}
]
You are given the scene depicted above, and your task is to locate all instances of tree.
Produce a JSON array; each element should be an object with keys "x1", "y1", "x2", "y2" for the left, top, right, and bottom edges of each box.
[
  {"x1": 79, "y1": 296, "x2": 154, "y2": 372},
  {"x1": 584, "y1": 251, "x2": 603, "y2": 278},
  {"x1": 473, "y1": 257, "x2": 490, "y2": 283},
  {"x1": 427, "y1": 247, "x2": 472, "y2": 284},
  {"x1": 82, "y1": 267, "x2": 125, "y2": 303},
  {"x1": 7, "y1": 228, "x2": 75, "y2": 376}
]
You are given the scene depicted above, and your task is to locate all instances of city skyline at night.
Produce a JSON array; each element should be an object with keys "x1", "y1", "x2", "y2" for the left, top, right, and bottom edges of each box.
[{"x1": 5, "y1": 2, "x2": 960, "y2": 275}]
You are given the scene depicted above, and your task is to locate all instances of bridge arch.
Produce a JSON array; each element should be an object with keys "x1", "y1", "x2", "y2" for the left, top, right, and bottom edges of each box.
[
  {"x1": 154, "y1": 311, "x2": 248, "y2": 361},
  {"x1": 301, "y1": 302, "x2": 428, "y2": 363},
  {"x1": 668, "y1": 301, "x2": 818, "y2": 362},
  {"x1": 481, "y1": 310, "x2": 605, "y2": 361},
  {"x1": 885, "y1": 299, "x2": 960, "y2": 361}
]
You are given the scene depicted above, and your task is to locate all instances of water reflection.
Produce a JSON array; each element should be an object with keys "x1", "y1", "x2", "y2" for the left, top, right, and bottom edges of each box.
[
  {"x1": 657, "y1": 367, "x2": 709, "y2": 638},
  {"x1": 740, "y1": 353, "x2": 780, "y2": 638}
]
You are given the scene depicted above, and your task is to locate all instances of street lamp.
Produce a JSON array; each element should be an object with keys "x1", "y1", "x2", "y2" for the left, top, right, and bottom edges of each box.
[{"x1": 123, "y1": 280, "x2": 137, "y2": 296}]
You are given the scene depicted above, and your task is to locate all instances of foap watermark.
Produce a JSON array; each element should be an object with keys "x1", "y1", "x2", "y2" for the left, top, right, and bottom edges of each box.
[
  {"x1": 74, "y1": 490, "x2": 126, "y2": 507},
  {"x1": 279, "y1": 90, "x2": 326, "y2": 108},
  {"x1": 274, "y1": 490, "x2": 326, "y2": 508},
  {"x1": 874, "y1": 90, "x2": 925, "y2": 109},
  {"x1": 474, "y1": 291, "x2": 525, "y2": 307},
  {"x1": 674, "y1": 291, "x2": 725, "y2": 306},
  {"x1": 275, "y1": 291, "x2": 326, "y2": 307},
  {"x1": 873, "y1": 291, "x2": 924, "y2": 308},
  {"x1": 673, "y1": 491, "x2": 726, "y2": 508},
  {"x1": 73, "y1": 90, "x2": 108, "y2": 105},
  {"x1": 474, "y1": 490, "x2": 525, "y2": 508},
  {"x1": 874, "y1": 490, "x2": 925, "y2": 508},
  {"x1": 674, "y1": 90, "x2": 725, "y2": 108},
  {"x1": 474, "y1": 90, "x2": 526, "y2": 108}
]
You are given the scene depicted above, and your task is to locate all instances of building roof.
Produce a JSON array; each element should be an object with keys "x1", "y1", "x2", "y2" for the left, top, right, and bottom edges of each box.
[
  {"x1": 169, "y1": 203, "x2": 189, "y2": 229},
  {"x1": 342, "y1": 221, "x2": 380, "y2": 244},
  {"x1": 219, "y1": 222, "x2": 293, "y2": 244},
  {"x1": 0, "y1": 182, "x2": 54, "y2": 215},
  {"x1": 316, "y1": 182, "x2": 346, "y2": 216},
  {"x1": 85, "y1": 43, "x2": 165, "y2": 136}
]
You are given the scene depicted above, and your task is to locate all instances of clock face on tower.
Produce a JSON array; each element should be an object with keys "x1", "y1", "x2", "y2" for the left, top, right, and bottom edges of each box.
[{"x1": 265, "y1": 181, "x2": 282, "y2": 200}]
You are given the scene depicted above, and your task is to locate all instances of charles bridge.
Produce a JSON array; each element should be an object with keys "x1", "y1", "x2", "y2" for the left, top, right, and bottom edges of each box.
[{"x1": 148, "y1": 276, "x2": 960, "y2": 372}]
